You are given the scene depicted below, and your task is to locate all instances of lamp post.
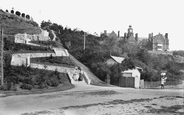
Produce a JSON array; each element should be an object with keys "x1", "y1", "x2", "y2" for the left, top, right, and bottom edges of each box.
[
  {"x1": 83, "y1": 32, "x2": 86, "y2": 50},
  {"x1": 0, "y1": 27, "x2": 4, "y2": 86}
]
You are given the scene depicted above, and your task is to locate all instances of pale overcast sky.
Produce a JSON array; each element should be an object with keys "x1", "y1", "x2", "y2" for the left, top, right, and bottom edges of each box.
[{"x1": 1, "y1": 0, "x2": 184, "y2": 50}]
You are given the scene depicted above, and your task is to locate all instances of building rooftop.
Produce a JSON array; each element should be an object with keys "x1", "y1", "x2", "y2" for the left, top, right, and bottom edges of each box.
[{"x1": 111, "y1": 55, "x2": 125, "y2": 63}]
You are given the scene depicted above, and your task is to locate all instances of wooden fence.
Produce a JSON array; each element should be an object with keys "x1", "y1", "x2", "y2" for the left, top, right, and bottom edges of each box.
[{"x1": 141, "y1": 79, "x2": 182, "y2": 89}]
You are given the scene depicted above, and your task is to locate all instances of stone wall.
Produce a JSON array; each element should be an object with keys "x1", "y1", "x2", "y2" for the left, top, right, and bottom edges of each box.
[
  {"x1": 30, "y1": 63, "x2": 91, "y2": 84},
  {"x1": 14, "y1": 29, "x2": 51, "y2": 44},
  {"x1": 11, "y1": 51, "x2": 69, "y2": 66},
  {"x1": 11, "y1": 52, "x2": 91, "y2": 85},
  {"x1": 30, "y1": 63, "x2": 75, "y2": 73}
]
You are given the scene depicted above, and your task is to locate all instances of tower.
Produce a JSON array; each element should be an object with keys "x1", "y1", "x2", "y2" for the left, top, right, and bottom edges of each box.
[{"x1": 127, "y1": 25, "x2": 134, "y2": 38}]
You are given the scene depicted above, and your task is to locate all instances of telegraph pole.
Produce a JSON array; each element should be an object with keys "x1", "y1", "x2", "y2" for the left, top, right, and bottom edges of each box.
[
  {"x1": 83, "y1": 32, "x2": 86, "y2": 50},
  {"x1": 0, "y1": 27, "x2": 4, "y2": 86}
]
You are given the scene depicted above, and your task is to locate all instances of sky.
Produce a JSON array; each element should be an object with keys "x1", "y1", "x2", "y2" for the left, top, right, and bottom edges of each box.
[{"x1": 1, "y1": 0, "x2": 184, "y2": 50}]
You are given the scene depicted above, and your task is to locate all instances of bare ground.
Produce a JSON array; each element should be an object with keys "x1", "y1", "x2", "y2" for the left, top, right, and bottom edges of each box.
[{"x1": 0, "y1": 82, "x2": 183, "y2": 115}]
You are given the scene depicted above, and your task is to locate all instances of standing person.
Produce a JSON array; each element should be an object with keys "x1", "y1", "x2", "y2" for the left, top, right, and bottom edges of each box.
[
  {"x1": 161, "y1": 76, "x2": 167, "y2": 89},
  {"x1": 78, "y1": 67, "x2": 84, "y2": 81}
]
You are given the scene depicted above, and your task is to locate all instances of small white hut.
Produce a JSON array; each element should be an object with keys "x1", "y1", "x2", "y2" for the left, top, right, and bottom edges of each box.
[{"x1": 120, "y1": 68, "x2": 141, "y2": 88}]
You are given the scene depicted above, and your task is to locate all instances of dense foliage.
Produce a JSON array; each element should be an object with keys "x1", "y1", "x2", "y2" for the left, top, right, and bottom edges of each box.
[
  {"x1": 30, "y1": 40, "x2": 61, "y2": 47},
  {"x1": 2, "y1": 53, "x2": 71, "y2": 91},
  {"x1": 4, "y1": 37, "x2": 53, "y2": 52},
  {"x1": 40, "y1": 21, "x2": 183, "y2": 84},
  {"x1": 173, "y1": 50, "x2": 184, "y2": 57},
  {"x1": 31, "y1": 56, "x2": 76, "y2": 67}
]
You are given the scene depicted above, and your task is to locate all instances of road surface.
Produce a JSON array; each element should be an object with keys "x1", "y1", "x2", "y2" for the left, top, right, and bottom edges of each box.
[{"x1": 0, "y1": 82, "x2": 183, "y2": 115}]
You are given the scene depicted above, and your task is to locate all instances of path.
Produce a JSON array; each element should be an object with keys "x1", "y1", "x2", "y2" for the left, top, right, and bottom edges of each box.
[{"x1": 0, "y1": 83, "x2": 183, "y2": 115}]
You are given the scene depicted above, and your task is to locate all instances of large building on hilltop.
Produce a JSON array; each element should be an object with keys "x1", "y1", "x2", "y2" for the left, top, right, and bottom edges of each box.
[
  {"x1": 122, "y1": 25, "x2": 169, "y2": 52},
  {"x1": 100, "y1": 25, "x2": 170, "y2": 52},
  {"x1": 152, "y1": 33, "x2": 169, "y2": 51},
  {"x1": 100, "y1": 30, "x2": 120, "y2": 40}
]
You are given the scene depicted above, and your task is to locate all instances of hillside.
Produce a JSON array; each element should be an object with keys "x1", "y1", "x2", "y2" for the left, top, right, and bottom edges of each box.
[
  {"x1": 40, "y1": 21, "x2": 184, "y2": 84},
  {"x1": 0, "y1": 9, "x2": 73, "y2": 91},
  {"x1": 0, "y1": 10, "x2": 105, "y2": 91},
  {"x1": 0, "y1": 9, "x2": 41, "y2": 35}
]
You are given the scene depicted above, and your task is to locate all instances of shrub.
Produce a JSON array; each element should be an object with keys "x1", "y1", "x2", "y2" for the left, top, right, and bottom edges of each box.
[
  {"x1": 3, "y1": 65, "x2": 71, "y2": 90},
  {"x1": 26, "y1": 15, "x2": 30, "y2": 19},
  {"x1": 47, "y1": 75, "x2": 60, "y2": 87},
  {"x1": 47, "y1": 70, "x2": 60, "y2": 87},
  {"x1": 0, "y1": 82, "x2": 12, "y2": 91},
  {"x1": 0, "y1": 85, "x2": 4, "y2": 90},
  {"x1": 20, "y1": 84, "x2": 32, "y2": 90},
  {"x1": 31, "y1": 57, "x2": 75, "y2": 66},
  {"x1": 30, "y1": 21, "x2": 39, "y2": 27},
  {"x1": 15, "y1": 11, "x2": 21, "y2": 16},
  {"x1": 21, "y1": 13, "x2": 25, "y2": 18},
  {"x1": 11, "y1": 10, "x2": 14, "y2": 14},
  {"x1": 4, "y1": 38, "x2": 52, "y2": 52}
]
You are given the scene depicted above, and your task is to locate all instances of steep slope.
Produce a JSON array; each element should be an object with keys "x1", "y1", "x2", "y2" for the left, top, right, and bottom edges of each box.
[
  {"x1": 0, "y1": 9, "x2": 74, "y2": 91},
  {"x1": 69, "y1": 55, "x2": 105, "y2": 85}
]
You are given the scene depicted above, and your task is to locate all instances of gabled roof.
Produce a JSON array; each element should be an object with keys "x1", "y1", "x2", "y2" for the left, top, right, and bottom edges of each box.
[
  {"x1": 111, "y1": 55, "x2": 125, "y2": 63},
  {"x1": 138, "y1": 37, "x2": 148, "y2": 42},
  {"x1": 153, "y1": 33, "x2": 165, "y2": 43},
  {"x1": 107, "y1": 31, "x2": 118, "y2": 39}
]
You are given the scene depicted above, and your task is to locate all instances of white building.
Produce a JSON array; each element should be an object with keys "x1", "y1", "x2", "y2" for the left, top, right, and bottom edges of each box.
[{"x1": 106, "y1": 55, "x2": 141, "y2": 88}]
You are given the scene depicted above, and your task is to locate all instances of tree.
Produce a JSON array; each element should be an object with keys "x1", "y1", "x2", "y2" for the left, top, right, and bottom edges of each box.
[
  {"x1": 21, "y1": 13, "x2": 25, "y2": 18},
  {"x1": 173, "y1": 50, "x2": 184, "y2": 57},
  {"x1": 48, "y1": 30, "x2": 54, "y2": 40},
  {"x1": 91, "y1": 62, "x2": 110, "y2": 81},
  {"x1": 110, "y1": 64, "x2": 122, "y2": 83},
  {"x1": 15, "y1": 11, "x2": 21, "y2": 16},
  {"x1": 41, "y1": 20, "x2": 52, "y2": 30},
  {"x1": 136, "y1": 48, "x2": 150, "y2": 64},
  {"x1": 50, "y1": 23, "x2": 59, "y2": 32},
  {"x1": 120, "y1": 58, "x2": 135, "y2": 71},
  {"x1": 11, "y1": 10, "x2": 14, "y2": 14},
  {"x1": 110, "y1": 58, "x2": 135, "y2": 83},
  {"x1": 26, "y1": 14, "x2": 30, "y2": 19}
]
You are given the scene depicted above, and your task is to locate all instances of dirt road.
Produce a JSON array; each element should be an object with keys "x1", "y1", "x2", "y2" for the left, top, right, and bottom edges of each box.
[{"x1": 0, "y1": 83, "x2": 183, "y2": 115}]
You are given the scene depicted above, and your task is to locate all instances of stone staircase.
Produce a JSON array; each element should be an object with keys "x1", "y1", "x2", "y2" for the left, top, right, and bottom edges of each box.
[{"x1": 11, "y1": 40, "x2": 93, "y2": 85}]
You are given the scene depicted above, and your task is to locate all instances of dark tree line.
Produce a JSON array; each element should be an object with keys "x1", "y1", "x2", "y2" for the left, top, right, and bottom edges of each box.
[{"x1": 8, "y1": 9, "x2": 31, "y2": 19}]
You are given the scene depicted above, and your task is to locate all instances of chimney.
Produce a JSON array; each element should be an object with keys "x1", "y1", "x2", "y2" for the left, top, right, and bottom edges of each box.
[
  {"x1": 135, "y1": 33, "x2": 138, "y2": 41},
  {"x1": 148, "y1": 33, "x2": 151, "y2": 38},
  {"x1": 104, "y1": 30, "x2": 107, "y2": 36},
  {"x1": 148, "y1": 33, "x2": 152, "y2": 38},
  {"x1": 165, "y1": 33, "x2": 169, "y2": 47},
  {"x1": 165, "y1": 33, "x2": 168, "y2": 39},
  {"x1": 124, "y1": 33, "x2": 127, "y2": 39},
  {"x1": 118, "y1": 31, "x2": 120, "y2": 37},
  {"x1": 135, "y1": 33, "x2": 138, "y2": 38}
]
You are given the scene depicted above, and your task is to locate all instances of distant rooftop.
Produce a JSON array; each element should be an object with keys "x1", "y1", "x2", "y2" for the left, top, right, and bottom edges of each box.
[{"x1": 111, "y1": 55, "x2": 125, "y2": 63}]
